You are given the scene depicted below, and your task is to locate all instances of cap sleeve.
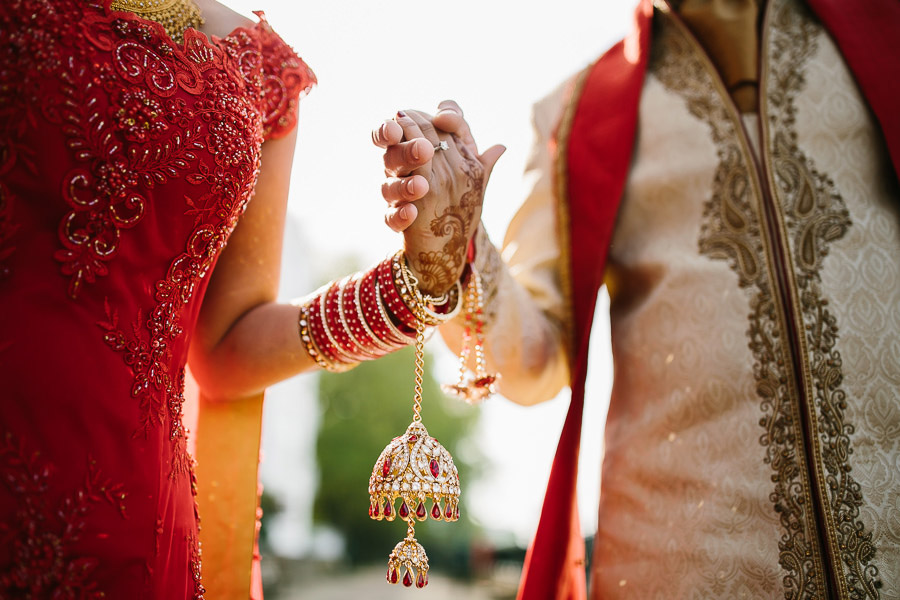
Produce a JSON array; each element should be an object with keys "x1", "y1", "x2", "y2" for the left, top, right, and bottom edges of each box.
[{"x1": 251, "y1": 12, "x2": 316, "y2": 140}]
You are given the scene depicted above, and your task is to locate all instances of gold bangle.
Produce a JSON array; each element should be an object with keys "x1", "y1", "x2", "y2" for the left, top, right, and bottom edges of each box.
[
  {"x1": 298, "y1": 303, "x2": 353, "y2": 373},
  {"x1": 396, "y1": 255, "x2": 463, "y2": 326}
]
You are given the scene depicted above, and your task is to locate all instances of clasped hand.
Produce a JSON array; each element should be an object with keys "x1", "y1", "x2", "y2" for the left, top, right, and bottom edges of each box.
[{"x1": 372, "y1": 101, "x2": 505, "y2": 297}]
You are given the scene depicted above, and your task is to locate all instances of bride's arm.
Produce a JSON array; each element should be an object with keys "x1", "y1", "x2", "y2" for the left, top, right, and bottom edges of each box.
[
  {"x1": 187, "y1": 120, "x2": 497, "y2": 401},
  {"x1": 187, "y1": 128, "x2": 318, "y2": 401}
]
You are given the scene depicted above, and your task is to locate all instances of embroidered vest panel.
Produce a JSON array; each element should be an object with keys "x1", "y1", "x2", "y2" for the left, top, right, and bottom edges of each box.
[{"x1": 591, "y1": 1, "x2": 899, "y2": 598}]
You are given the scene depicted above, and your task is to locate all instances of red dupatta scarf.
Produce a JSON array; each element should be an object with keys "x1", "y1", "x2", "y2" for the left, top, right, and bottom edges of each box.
[{"x1": 516, "y1": 1, "x2": 900, "y2": 598}]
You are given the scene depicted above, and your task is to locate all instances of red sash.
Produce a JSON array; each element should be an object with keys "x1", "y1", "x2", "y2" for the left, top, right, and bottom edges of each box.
[{"x1": 517, "y1": 1, "x2": 900, "y2": 598}]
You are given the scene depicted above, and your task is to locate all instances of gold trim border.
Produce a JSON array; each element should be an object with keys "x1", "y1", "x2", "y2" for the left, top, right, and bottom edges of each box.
[{"x1": 552, "y1": 65, "x2": 593, "y2": 371}]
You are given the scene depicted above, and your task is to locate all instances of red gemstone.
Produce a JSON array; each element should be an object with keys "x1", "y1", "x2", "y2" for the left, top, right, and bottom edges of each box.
[
  {"x1": 454, "y1": 506, "x2": 460, "y2": 520},
  {"x1": 382, "y1": 457, "x2": 391, "y2": 477},
  {"x1": 386, "y1": 567, "x2": 393, "y2": 583},
  {"x1": 368, "y1": 504, "x2": 374, "y2": 518},
  {"x1": 399, "y1": 501, "x2": 409, "y2": 519},
  {"x1": 373, "y1": 502, "x2": 380, "y2": 517},
  {"x1": 445, "y1": 503, "x2": 453, "y2": 519},
  {"x1": 416, "y1": 502, "x2": 426, "y2": 519},
  {"x1": 402, "y1": 570, "x2": 413, "y2": 587},
  {"x1": 429, "y1": 459, "x2": 440, "y2": 478},
  {"x1": 416, "y1": 571, "x2": 426, "y2": 588},
  {"x1": 390, "y1": 568, "x2": 399, "y2": 584},
  {"x1": 384, "y1": 500, "x2": 392, "y2": 517},
  {"x1": 475, "y1": 375, "x2": 496, "y2": 387},
  {"x1": 431, "y1": 503, "x2": 442, "y2": 519},
  {"x1": 408, "y1": 434, "x2": 418, "y2": 442}
]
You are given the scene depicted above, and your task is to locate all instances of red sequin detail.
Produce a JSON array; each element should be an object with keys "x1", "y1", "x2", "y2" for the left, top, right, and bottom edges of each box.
[
  {"x1": 97, "y1": 301, "x2": 192, "y2": 477},
  {"x1": 0, "y1": 183, "x2": 18, "y2": 280},
  {"x1": 188, "y1": 533, "x2": 206, "y2": 600},
  {"x1": 0, "y1": 433, "x2": 128, "y2": 597}
]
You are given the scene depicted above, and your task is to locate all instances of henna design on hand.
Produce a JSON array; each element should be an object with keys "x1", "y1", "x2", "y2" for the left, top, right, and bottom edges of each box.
[
  {"x1": 414, "y1": 251, "x2": 459, "y2": 293},
  {"x1": 410, "y1": 137, "x2": 485, "y2": 295}
]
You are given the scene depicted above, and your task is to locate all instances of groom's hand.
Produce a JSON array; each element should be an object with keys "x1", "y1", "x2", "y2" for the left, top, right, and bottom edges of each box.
[{"x1": 371, "y1": 101, "x2": 504, "y2": 295}]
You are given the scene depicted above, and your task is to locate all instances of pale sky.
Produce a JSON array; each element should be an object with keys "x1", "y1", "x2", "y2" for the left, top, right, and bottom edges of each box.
[{"x1": 224, "y1": 0, "x2": 638, "y2": 549}]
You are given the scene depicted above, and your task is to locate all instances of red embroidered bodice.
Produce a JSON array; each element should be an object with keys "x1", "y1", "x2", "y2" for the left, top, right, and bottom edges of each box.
[{"x1": 0, "y1": 1, "x2": 314, "y2": 596}]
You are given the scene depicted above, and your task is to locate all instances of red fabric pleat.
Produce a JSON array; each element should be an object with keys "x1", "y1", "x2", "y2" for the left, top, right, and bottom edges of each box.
[
  {"x1": 515, "y1": 2, "x2": 653, "y2": 599},
  {"x1": 806, "y1": 0, "x2": 900, "y2": 180}
]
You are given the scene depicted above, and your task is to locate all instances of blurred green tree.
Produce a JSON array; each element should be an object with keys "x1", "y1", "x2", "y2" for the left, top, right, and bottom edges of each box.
[{"x1": 313, "y1": 345, "x2": 481, "y2": 576}]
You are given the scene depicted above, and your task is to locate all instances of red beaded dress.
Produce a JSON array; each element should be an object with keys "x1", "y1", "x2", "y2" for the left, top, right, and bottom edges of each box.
[{"x1": 0, "y1": 1, "x2": 314, "y2": 596}]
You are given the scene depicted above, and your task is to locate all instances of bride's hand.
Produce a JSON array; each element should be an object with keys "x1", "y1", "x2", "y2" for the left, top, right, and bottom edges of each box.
[{"x1": 371, "y1": 101, "x2": 504, "y2": 296}]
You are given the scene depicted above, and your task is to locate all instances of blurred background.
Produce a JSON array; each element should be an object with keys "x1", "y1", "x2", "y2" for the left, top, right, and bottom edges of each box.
[{"x1": 218, "y1": 0, "x2": 638, "y2": 597}]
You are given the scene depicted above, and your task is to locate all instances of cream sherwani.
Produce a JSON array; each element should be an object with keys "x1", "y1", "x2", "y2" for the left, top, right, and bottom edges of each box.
[{"x1": 452, "y1": 0, "x2": 900, "y2": 597}]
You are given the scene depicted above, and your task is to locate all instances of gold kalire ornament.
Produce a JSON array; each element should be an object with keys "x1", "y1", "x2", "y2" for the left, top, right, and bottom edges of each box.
[
  {"x1": 441, "y1": 266, "x2": 498, "y2": 404},
  {"x1": 368, "y1": 420, "x2": 460, "y2": 588},
  {"x1": 368, "y1": 262, "x2": 493, "y2": 588}
]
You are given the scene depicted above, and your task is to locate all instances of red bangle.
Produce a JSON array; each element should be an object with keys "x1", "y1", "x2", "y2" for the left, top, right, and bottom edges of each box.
[
  {"x1": 340, "y1": 275, "x2": 397, "y2": 356},
  {"x1": 323, "y1": 280, "x2": 374, "y2": 361},
  {"x1": 377, "y1": 255, "x2": 419, "y2": 330},
  {"x1": 308, "y1": 292, "x2": 345, "y2": 364},
  {"x1": 297, "y1": 255, "x2": 436, "y2": 372},
  {"x1": 361, "y1": 267, "x2": 414, "y2": 343}
]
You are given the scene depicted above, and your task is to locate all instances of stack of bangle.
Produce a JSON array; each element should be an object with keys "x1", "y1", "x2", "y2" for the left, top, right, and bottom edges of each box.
[{"x1": 297, "y1": 250, "x2": 462, "y2": 372}]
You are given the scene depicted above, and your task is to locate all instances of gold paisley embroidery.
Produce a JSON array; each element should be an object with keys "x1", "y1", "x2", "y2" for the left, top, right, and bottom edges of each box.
[
  {"x1": 652, "y1": 8, "x2": 826, "y2": 598},
  {"x1": 766, "y1": 2, "x2": 880, "y2": 596}
]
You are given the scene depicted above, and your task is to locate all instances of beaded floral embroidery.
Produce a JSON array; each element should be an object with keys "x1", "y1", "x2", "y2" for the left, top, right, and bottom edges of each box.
[{"x1": 0, "y1": 433, "x2": 128, "y2": 597}]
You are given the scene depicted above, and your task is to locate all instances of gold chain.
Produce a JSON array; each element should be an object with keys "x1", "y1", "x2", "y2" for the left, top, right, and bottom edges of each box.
[
  {"x1": 411, "y1": 317, "x2": 426, "y2": 423},
  {"x1": 109, "y1": 0, "x2": 204, "y2": 45}
]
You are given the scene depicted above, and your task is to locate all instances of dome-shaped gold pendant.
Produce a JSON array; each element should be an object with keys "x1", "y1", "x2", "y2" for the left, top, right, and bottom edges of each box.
[
  {"x1": 369, "y1": 421, "x2": 460, "y2": 588},
  {"x1": 366, "y1": 258, "x2": 494, "y2": 589}
]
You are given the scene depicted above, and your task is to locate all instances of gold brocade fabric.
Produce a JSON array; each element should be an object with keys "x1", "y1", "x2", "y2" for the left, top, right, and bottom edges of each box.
[
  {"x1": 591, "y1": 1, "x2": 898, "y2": 596},
  {"x1": 109, "y1": 0, "x2": 204, "y2": 44},
  {"x1": 676, "y1": 0, "x2": 761, "y2": 112}
]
